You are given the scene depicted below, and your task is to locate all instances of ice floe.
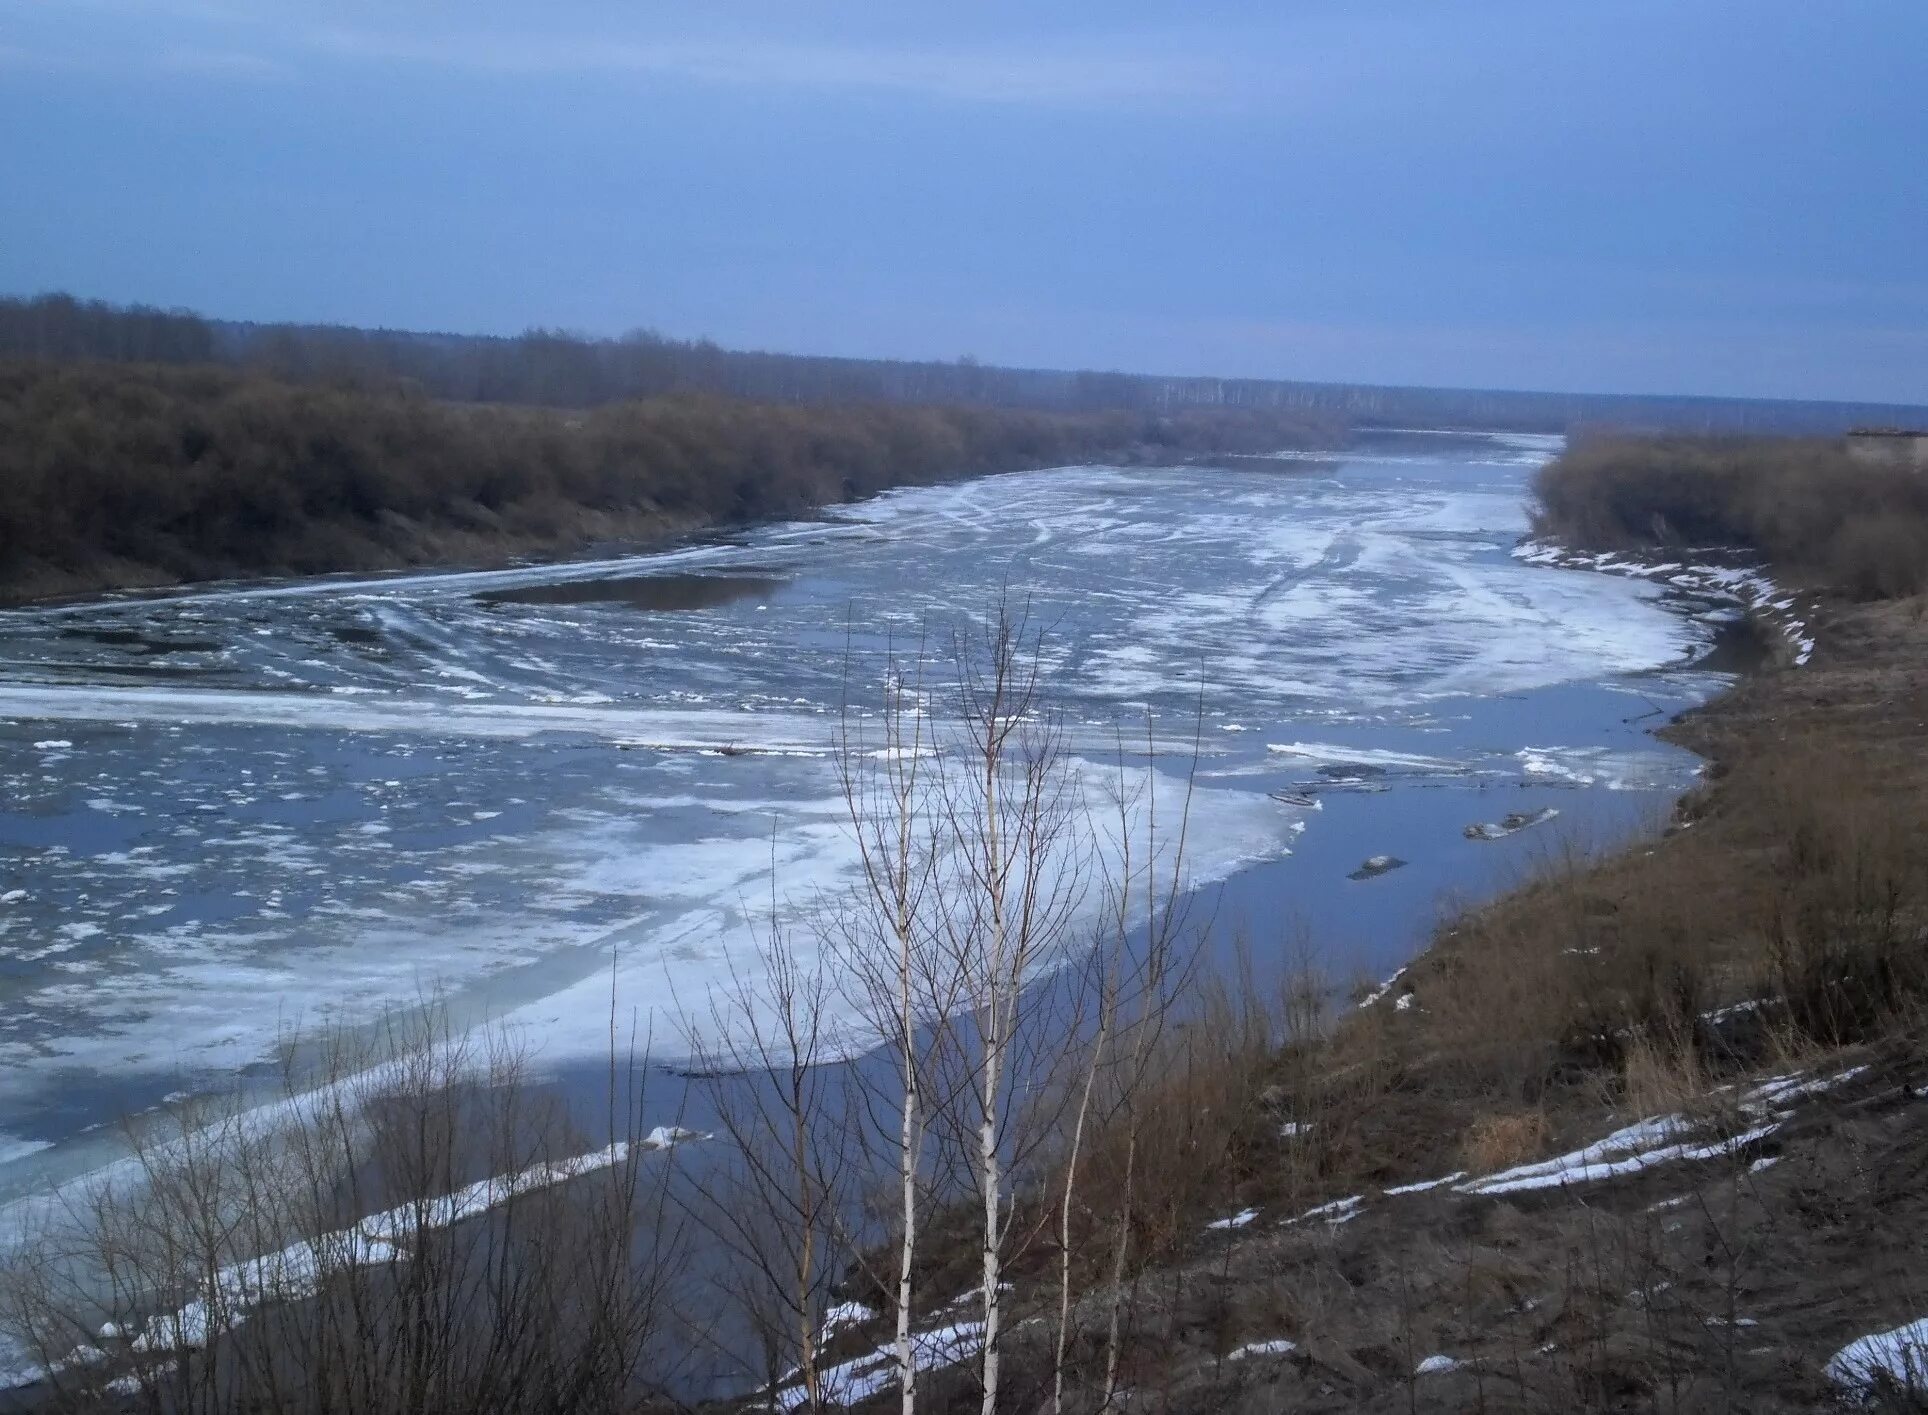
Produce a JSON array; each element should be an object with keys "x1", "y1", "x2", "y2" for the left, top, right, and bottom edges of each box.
[
  {"x1": 1348, "y1": 854, "x2": 1407, "y2": 881},
  {"x1": 1464, "y1": 806, "x2": 1559, "y2": 840}
]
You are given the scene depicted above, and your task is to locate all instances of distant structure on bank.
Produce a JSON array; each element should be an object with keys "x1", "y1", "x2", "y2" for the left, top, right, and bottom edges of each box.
[{"x1": 1846, "y1": 428, "x2": 1928, "y2": 471}]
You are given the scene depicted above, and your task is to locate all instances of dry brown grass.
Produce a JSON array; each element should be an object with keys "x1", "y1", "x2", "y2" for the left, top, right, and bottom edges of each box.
[
  {"x1": 1618, "y1": 1030, "x2": 1711, "y2": 1122},
  {"x1": 1458, "y1": 1108, "x2": 1551, "y2": 1173}
]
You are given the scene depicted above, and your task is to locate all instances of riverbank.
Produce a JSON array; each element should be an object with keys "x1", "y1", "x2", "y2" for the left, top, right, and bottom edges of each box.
[
  {"x1": 780, "y1": 441, "x2": 1928, "y2": 1412},
  {"x1": 772, "y1": 565, "x2": 1928, "y2": 1413},
  {"x1": 0, "y1": 359, "x2": 1340, "y2": 606}
]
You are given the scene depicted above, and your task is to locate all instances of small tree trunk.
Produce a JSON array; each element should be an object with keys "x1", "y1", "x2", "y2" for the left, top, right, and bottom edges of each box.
[{"x1": 978, "y1": 1044, "x2": 1003, "y2": 1415}]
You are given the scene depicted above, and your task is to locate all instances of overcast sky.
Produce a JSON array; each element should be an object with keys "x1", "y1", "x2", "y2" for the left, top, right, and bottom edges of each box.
[{"x1": 3, "y1": 1, "x2": 1924, "y2": 402}]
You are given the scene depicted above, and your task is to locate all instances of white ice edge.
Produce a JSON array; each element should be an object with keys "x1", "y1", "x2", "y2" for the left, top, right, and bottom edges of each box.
[
  {"x1": 1827, "y1": 1317, "x2": 1928, "y2": 1396},
  {"x1": 1513, "y1": 541, "x2": 1812, "y2": 669}
]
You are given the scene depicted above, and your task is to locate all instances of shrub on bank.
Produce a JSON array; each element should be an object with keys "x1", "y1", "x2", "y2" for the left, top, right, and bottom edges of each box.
[{"x1": 1530, "y1": 434, "x2": 1928, "y2": 599}]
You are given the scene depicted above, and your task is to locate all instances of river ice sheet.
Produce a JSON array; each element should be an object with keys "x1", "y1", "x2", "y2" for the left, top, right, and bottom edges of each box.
[{"x1": 0, "y1": 429, "x2": 1720, "y2": 1185}]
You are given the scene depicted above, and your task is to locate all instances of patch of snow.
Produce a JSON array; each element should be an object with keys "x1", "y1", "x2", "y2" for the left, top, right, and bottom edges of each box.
[
  {"x1": 1458, "y1": 1114, "x2": 1779, "y2": 1197},
  {"x1": 1415, "y1": 1354, "x2": 1464, "y2": 1375},
  {"x1": 820, "y1": 1300, "x2": 874, "y2": 1339},
  {"x1": 1357, "y1": 967, "x2": 1407, "y2": 1009},
  {"x1": 1740, "y1": 1066, "x2": 1866, "y2": 1115},
  {"x1": 1383, "y1": 1172, "x2": 1465, "y2": 1196},
  {"x1": 1228, "y1": 1338, "x2": 1297, "y2": 1360},
  {"x1": 1208, "y1": 1208, "x2": 1259, "y2": 1231},
  {"x1": 1289, "y1": 1195, "x2": 1363, "y2": 1226},
  {"x1": 106, "y1": 1369, "x2": 164, "y2": 1397},
  {"x1": 775, "y1": 1319, "x2": 983, "y2": 1410}
]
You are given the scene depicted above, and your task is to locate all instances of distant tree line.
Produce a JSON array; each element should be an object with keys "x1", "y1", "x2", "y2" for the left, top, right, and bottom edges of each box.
[
  {"x1": 0, "y1": 359, "x2": 1333, "y2": 600},
  {"x1": 5, "y1": 292, "x2": 1924, "y2": 434},
  {"x1": 0, "y1": 293, "x2": 217, "y2": 365},
  {"x1": 1532, "y1": 433, "x2": 1928, "y2": 599}
]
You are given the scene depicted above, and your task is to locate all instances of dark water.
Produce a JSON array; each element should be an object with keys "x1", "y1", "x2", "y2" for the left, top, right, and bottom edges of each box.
[{"x1": 478, "y1": 571, "x2": 787, "y2": 611}]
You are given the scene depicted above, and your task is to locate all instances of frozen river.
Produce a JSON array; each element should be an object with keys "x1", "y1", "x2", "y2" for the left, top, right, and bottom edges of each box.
[{"x1": 0, "y1": 428, "x2": 1738, "y2": 1204}]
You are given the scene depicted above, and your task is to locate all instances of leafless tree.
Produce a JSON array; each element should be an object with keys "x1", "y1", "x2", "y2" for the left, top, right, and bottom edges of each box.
[
  {"x1": 676, "y1": 894, "x2": 860, "y2": 1412},
  {"x1": 1050, "y1": 715, "x2": 1202, "y2": 1415},
  {"x1": 926, "y1": 602, "x2": 1095, "y2": 1415},
  {"x1": 832, "y1": 634, "x2": 955, "y2": 1415}
]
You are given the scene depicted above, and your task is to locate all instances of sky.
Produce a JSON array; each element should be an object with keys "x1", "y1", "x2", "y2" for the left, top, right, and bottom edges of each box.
[{"x1": 2, "y1": 0, "x2": 1925, "y2": 404}]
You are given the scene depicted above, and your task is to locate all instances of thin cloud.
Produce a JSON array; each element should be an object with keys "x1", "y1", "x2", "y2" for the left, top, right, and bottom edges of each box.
[
  {"x1": 155, "y1": 46, "x2": 290, "y2": 81},
  {"x1": 301, "y1": 28, "x2": 1228, "y2": 107}
]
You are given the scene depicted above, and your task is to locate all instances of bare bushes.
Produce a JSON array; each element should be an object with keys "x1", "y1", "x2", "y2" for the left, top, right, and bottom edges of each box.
[
  {"x1": 0, "y1": 359, "x2": 1335, "y2": 600},
  {"x1": 1825, "y1": 513, "x2": 1928, "y2": 601},
  {"x1": 1530, "y1": 433, "x2": 1928, "y2": 599},
  {"x1": 0, "y1": 1010, "x2": 688, "y2": 1414}
]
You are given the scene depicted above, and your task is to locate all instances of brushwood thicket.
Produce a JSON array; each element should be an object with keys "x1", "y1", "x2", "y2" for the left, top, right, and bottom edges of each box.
[
  {"x1": 0, "y1": 359, "x2": 1329, "y2": 597},
  {"x1": 1532, "y1": 433, "x2": 1928, "y2": 599}
]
